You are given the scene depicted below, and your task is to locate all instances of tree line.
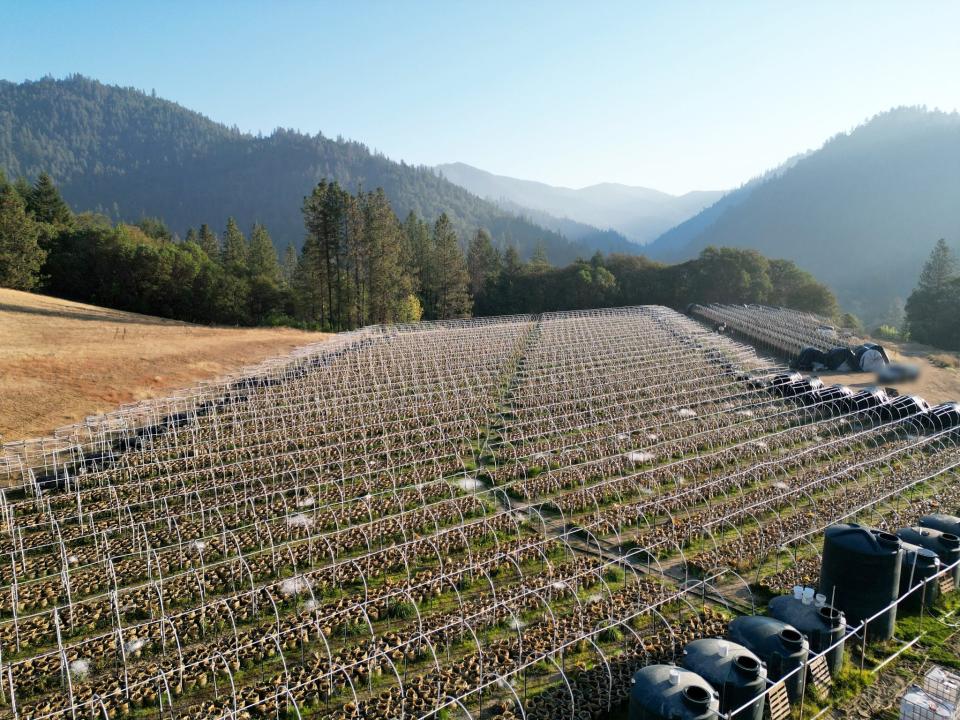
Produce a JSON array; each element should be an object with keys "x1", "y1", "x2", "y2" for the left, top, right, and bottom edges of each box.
[{"x1": 1, "y1": 171, "x2": 840, "y2": 329}]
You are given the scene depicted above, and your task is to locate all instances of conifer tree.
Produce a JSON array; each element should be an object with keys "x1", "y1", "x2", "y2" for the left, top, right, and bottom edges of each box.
[
  {"x1": 246, "y1": 223, "x2": 282, "y2": 323},
  {"x1": 429, "y1": 213, "x2": 472, "y2": 319},
  {"x1": 917, "y1": 239, "x2": 956, "y2": 292},
  {"x1": 467, "y1": 228, "x2": 501, "y2": 315},
  {"x1": 362, "y1": 189, "x2": 411, "y2": 324},
  {"x1": 184, "y1": 227, "x2": 198, "y2": 246},
  {"x1": 905, "y1": 239, "x2": 959, "y2": 346},
  {"x1": 26, "y1": 173, "x2": 72, "y2": 226},
  {"x1": 494, "y1": 245, "x2": 525, "y2": 315},
  {"x1": 0, "y1": 184, "x2": 46, "y2": 290},
  {"x1": 299, "y1": 181, "x2": 333, "y2": 326},
  {"x1": 282, "y1": 243, "x2": 298, "y2": 285},
  {"x1": 402, "y1": 211, "x2": 431, "y2": 297},
  {"x1": 197, "y1": 223, "x2": 220, "y2": 260},
  {"x1": 529, "y1": 242, "x2": 551, "y2": 272},
  {"x1": 221, "y1": 217, "x2": 248, "y2": 275},
  {"x1": 248, "y1": 223, "x2": 281, "y2": 281}
]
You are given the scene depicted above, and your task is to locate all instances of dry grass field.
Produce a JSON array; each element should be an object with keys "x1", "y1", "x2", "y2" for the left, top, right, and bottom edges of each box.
[{"x1": 0, "y1": 288, "x2": 328, "y2": 442}]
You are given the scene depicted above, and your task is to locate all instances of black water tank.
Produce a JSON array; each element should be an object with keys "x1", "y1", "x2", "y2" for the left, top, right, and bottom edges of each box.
[
  {"x1": 898, "y1": 542, "x2": 941, "y2": 612},
  {"x1": 681, "y1": 639, "x2": 766, "y2": 720},
  {"x1": 897, "y1": 526, "x2": 960, "y2": 588},
  {"x1": 768, "y1": 594, "x2": 846, "y2": 676},
  {"x1": 920, "y1": 513, "x2": 960, "y2": 537},
  {"x1": 882, "y1": 395, "x2": 930, "y2": 422},
  {"x1": 728, "y1": 616, "x2": 809, "y2": 702},
  {"x1": 769, "y1": 372, "x2": 803, "y2": 395},
  {"x1": 629, "y1": 665, "x2": 719, "y2": 720},
  {"x1": 816, "y1": 384, "x2": 855, "y2": 413},
  {"x1": 786, "y1": 377, "x2": 825, "y2": 404},
  {"x1": 819, "y1": 524, "x2": 903, "y2": 640},
  {"x1": 925, "y1": 402, "x2": 960, "y2": 430},
  {"x1": 846, "y1": 387, "x2": 890, "y2": 415}
]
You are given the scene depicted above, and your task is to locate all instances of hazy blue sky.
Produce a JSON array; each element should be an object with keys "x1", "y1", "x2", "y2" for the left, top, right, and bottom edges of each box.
[{"x1": 3, "y1": 2, "x2": 958, "y2": 194}]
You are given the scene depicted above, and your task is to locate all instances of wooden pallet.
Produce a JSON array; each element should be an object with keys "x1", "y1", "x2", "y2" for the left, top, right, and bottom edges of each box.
[
  {"x1": 767, "y1": 680, "x2": 791, "y2": 720},
  {"x1": 939, "y1": 574, "x2": 955, "y2": 596},
  {"x1": 809, "y1": 654, "x2": 834, "y2": 693}
]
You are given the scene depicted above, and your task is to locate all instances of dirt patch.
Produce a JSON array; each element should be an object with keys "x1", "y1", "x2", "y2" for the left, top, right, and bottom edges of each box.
[
  {"x1": 814, "y1": 339, "x2": 960, "y2": 405},
  {"x1": 0, "y1": 288, "x2": 328, "y2": 442}
]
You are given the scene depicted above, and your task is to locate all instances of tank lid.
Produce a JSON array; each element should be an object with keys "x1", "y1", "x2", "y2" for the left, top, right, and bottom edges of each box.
[
  {"x1": 734, "y1": 654, "x2": 762, "y2": 678},
  {"x1": 874, "y1": 530, "x2": 901, "y2": 550},
  {"x1": 818, "y1": 605, "x2": 843, "y2": 627},
  {"x1": 683, "y1": 684, "x2": 713, "y2": 710},
  {"x1": 779, "y1": 627, "x2": 804, "y2": 649}
]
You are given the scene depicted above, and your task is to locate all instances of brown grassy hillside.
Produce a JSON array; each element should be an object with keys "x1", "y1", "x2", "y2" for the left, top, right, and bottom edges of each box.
[{"x1": 0, "y1": 288, "x2": 327, "y2": 442}]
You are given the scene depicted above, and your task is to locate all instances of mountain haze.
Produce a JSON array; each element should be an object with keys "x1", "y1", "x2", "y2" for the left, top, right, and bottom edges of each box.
[
  {"x1": 436, "y1": 162, "x2": 723, "y2": 244},
  {"x1": 0, "y1": 76, "x2": 626, "y2": 265},
  {"x1": 644, "y1": 108, "x2": 960, "y2": 326}
]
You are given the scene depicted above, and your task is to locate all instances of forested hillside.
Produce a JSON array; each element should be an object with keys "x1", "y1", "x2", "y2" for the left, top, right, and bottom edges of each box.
[
  {"x1": 645, "y1": 108, "x2": 960, "y2": 325},
  {"x1": 0, "y1": 76, "x2": 615, "y2": 265}
]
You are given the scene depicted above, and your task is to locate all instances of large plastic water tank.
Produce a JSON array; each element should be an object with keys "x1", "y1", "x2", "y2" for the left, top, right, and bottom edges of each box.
[
  {"x1": 815, "y1": 384, "x2": 855, "y2": 414},
  {"x1": 768, "y1": 592, "x2": 846, "y2": 676},
  {"x1": 897, "y1": 526, "x2": 960, "y2": 588},
  {"x1": 920, "y1": 513, "x2": 960, "y2": 537},
  {"x1": 925, "y1": 402, "x2": 960, "y2": 431},
  {"x1": 881, "y1": 395, "x2": 930, "y2": 423},
  {"x1": 898, "y1": 542, "x2": 941, "y2": 611},
  {"x1": 681, "y1": 639, "x2": 766, "y2": 720},
  {"x1": 819, "y1": 524, "x2": 903, "y2": 640},
  {"x1": 629, "y1": 665, "x2": 719, "y2": 720},
  {"x1": 845, "y1": 387, "x2": 890, "y2": 414},
  {"x1": 784, "y1": 377, "x2": 824, "y2": 403},
  {"x1": 728, "y1": 616, "x2": 809, "y2": 702},
  {"x1": 769, "y1": 372, "x2": 803, "y2": 396}
]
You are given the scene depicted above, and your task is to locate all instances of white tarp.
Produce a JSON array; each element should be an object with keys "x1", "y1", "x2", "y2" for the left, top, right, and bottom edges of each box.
[{"x1": 860, "y1": 348, "x2": 887, "y2": 373}]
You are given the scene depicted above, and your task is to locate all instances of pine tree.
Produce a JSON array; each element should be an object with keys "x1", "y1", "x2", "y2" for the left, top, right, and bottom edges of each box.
[
  {"x1": 184, "y1": 227, "x2": 198, "y2": 246},
  {"x1": 494, "y1": 245, "x2": 525, "y2": 315},
  {"x1": 906, "y1": 239, "x2": 959, "y2": 346},
  {"x1": 26, "y1": 173, "x2": 72, "y2": 226},
  {"x1": 197, "y1": 223, "x2": 220, "y2": 260},
  {"x1": 429, "y1": 213, "x2": 472, "y2": 319},
  {"x1": 218, "y1": 218, "x2": 250, "y2": 323},
  {"x1": 362, "y1": 188, "x2": 411, "y2": 324},
  {"x1": 917, "y1": 239, "x2": 956, "y2": 292},
  {"x1": 299, "y1": 181, "x2": 333, "y2": 326},
  {"x1": 402, "y1": 211, "x2": 431, "y2": 297},
  {"x1": 0, "y1": 185, "x2": 46, "y2": 290},
  {"x1": 247, "y1": 223, "x2": 281, "y2": 281},
  {"x1": 282, "y1": 243, "x2": 298, "y2": 285},
  {"x1": 529, "y1": 242, "x2": 551, "y2": 272},
  {"x1": 246, "y1": 223, "x2": 282, "y2": 323},
  {"x1": 221, "y1": 217, "x2": 248, "y2": 276},
  {"x1": 467, "y1": 228, "x2": 501, "y2": 316}
]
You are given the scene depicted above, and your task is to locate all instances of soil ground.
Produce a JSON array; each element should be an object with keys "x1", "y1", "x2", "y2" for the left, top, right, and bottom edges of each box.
[
  {"x1": 815, "y1": 339, "x2": 960, "y2": 405},
  {"x1": 0, "y1": 288, "x2": 328, "y2": 442}
]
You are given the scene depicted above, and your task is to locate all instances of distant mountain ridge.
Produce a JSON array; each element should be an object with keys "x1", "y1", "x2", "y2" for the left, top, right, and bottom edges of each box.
[
  {"x1": 644, "y1": 107, "x2": 960, "y2": 326},
  {"x1": 0, "y1": 76, "x2": 628, "y2": 265},
  {"x1": 435, "y1": 162, "x2": 724, "y2": 245},
  {"x1": 646, "y1": 152, "x2": 811, "y2": 260}
]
